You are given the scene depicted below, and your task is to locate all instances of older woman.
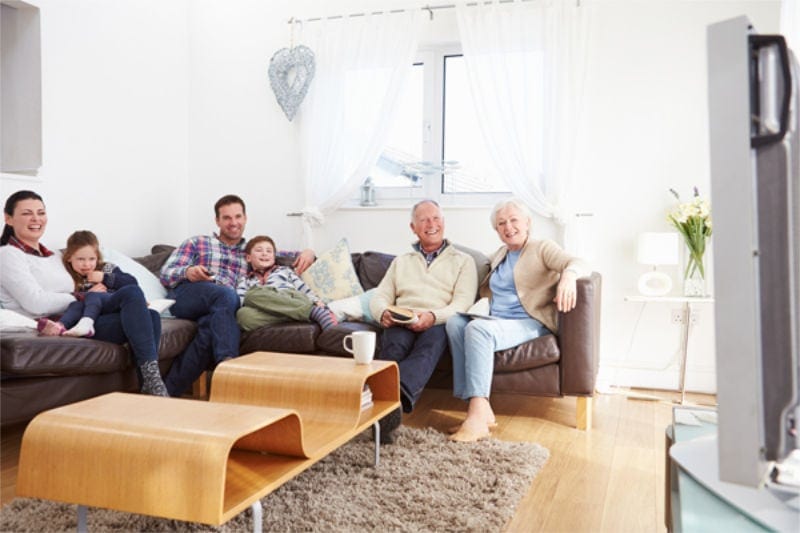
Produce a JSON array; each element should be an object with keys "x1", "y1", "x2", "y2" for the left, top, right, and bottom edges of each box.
[
  {"x1": 0, "y1": 190, "x2": 169, "y2": 396},
  {"x1": 445, "y1": 198, "x2": 589, "y2": 442}
]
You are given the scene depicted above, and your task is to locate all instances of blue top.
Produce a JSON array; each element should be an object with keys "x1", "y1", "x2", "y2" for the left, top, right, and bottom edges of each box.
[{"x1": 489, "y1": 250, "x2": 528, "y2": 319}]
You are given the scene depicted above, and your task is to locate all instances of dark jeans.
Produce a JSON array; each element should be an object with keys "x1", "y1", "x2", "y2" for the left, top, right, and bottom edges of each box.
[
  {"x1": 378, "y1": 324, "x2": 447, "y2": 413},
  {"x1": 60, "y1": 291, "x2": 114, "y2": 328},
  {"x1": 164, "y1": 281, "x2": 240, "y2": 397},
  {"x1": 71, "y1": 285, "x2": 162, "y2": 366}
]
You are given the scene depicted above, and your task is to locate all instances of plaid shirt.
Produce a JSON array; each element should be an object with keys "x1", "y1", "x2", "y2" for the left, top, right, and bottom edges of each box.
[
  {"x1": 160, "y1": 233, "x2": 299, "y2": 290},
  {"x1": 236, "y1": 265, "x2": 319, "y2": 302},
  {"x1": 160, "y1": 234, "x2": 247, "y2": 290},
  {"x1": 6, "y1": 235, "x2": 53, "y2": 257}
]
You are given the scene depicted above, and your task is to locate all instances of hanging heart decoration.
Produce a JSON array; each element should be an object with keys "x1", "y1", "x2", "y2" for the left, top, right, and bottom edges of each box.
[{"x1": 268, "y1": 45, "x2": 316, "y2": 121}]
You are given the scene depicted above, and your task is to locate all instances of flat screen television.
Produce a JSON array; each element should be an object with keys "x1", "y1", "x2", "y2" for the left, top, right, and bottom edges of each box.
[{"x1": 707, "y1": 16, "x2": 799, "y2": 488}]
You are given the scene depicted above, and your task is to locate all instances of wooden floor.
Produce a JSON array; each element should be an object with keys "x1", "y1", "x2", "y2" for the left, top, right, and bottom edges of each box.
[{"x1": 1, "y1": 387, "x2": 714, "y2": 532}]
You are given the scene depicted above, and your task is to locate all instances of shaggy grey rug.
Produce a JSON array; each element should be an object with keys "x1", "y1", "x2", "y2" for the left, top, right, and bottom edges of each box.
[{"x1": 0, "y1": 426, "x2": 548, "y2": 532}]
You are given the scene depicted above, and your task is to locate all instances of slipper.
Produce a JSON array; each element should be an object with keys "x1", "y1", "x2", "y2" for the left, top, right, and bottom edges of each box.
[
  {"x1": 449, "y1": 427, "x2": 492, "y2": 442},
  {"x1": 447, "y1": 421, "x2": 498, "y2": 434}
]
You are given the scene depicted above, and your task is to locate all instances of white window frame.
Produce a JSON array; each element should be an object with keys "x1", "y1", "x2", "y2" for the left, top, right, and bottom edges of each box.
[{"x1": 362, "y1": 43, "x2": 509, "y2": 208}]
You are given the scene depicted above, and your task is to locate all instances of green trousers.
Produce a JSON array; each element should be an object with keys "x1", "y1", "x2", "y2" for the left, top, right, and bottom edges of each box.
[{"x1": 236, "y1": 286, "x2": 313, "y2": 332}]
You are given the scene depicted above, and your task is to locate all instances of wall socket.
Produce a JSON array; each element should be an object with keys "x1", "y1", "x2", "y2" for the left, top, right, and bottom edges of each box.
[
  {"x1": 671, "y1": 309, "x2": 686, "y2": 324},
  {"x1": 671, "y1": 308, "x2": 699, "y2": 325}
]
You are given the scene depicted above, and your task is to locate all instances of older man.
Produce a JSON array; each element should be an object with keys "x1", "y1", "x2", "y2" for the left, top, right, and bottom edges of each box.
[
  {"x1": 370, "y1": 199, "x2": 478, "y2": 442},
  {"x1": 160, "y1": 194, "x2": 315, "y2": 396}
]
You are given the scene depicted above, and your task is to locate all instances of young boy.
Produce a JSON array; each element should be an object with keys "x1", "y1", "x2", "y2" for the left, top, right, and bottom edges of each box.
[{"x1": 235, "y1": 235, "x2": 338, "y2": 332}]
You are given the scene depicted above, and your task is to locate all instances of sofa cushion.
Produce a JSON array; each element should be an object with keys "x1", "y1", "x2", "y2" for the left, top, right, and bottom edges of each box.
[
  {"x1": 1, "y1": 332, "x2": 132, "y2": 377},
  {"x1": 240, "y1": 322, "x2": 319, "y2": 355},
  {"x1": 493, "y1": 334, "x2": 560, "y2": 373},
  {"x1": 316, "y1": 322, "x2": 382, "y2": 356},
  {"x1": 300, "y1": 238, "x2": 363, "y2": 303},
  {"x1": 351, "y1": 251, "x2": 395, "y2": 290},
  {"x1": 103, "y1": 247, "x2": 168, "y2": 302},
  {"x1": 0, "y1": 318, "x2": 196, "y2": 378}
]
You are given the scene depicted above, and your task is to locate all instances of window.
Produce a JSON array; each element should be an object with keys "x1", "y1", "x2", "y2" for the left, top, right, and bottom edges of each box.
[
  {"x1": 0, "y1": 0, "x2": 42, "y2": 176},
  {"x1": 363, "y1": 46, "x2": 509, "y2": 204}
]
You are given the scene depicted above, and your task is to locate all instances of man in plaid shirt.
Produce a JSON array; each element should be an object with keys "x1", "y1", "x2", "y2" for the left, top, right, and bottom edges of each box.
[{"x1": 160, "y1": 194, "x2": 315, "y2": 396}]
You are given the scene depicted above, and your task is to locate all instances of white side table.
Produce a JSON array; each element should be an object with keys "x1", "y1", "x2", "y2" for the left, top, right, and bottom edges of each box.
[{"x1": 624, "y1": 295, "x2": 714, "y2": 404}]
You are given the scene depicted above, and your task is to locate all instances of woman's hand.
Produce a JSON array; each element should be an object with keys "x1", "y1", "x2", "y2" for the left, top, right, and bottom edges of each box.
[
  {"x1": 293, "y1": 249, "x2": 316, "y2": 275},
  {"x1": 554, "y1": 270, "x2": 578, "y2": 312},
  {"x1": 88, "y1": 283, "x2": 108, "y2": 293}
]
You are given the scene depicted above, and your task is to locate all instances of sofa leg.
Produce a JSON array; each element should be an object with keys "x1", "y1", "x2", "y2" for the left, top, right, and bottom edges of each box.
[{"x1": 576, "y1": 396, "x2": 592, "y2": 430}]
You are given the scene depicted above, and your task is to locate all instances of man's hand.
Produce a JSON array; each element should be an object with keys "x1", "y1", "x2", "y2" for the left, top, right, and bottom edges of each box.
[
  {"x1": 186, "y1": 265, "x2": 215, "y2": 283},
  {"x1": 554, "y1": 271, "x2": 578, "y2": 312},
  {"x1": 379, "y1": 310, "x2": 396, "y2": 328},
  {"x1": 408, "y1": 311, "x2": 436, "y2": 332},
  {"x1": 293, "y1": 249, "x2": 316, "y2": 275}
]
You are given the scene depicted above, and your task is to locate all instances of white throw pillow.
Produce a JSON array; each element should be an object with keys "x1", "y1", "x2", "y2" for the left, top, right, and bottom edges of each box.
[
  {"x1": 328, "y1": 288, "x2": 377, "y2": 324},
  {"x1": 0, "y1": 309, "x2": 37, "y2": 331},
  {"x1": 101, "y1": 247, "x2": 169, "y2": 304}
]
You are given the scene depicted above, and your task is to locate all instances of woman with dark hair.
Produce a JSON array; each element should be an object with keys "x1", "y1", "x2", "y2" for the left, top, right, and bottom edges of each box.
[{"x1": 0, "y1": 190, "x2": 168, "y2": 396}]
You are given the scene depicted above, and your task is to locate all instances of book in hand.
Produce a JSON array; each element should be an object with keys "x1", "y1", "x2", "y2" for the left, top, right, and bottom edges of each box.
[
  {"x1": 386, "y1": 305, "x2": 419, "y2": 325},
  {"x1": 361, "y1": 384, "x2": 374, "y2": 410},
  {"x1": 148, "y1": 298, "x2": 176, "y2": 314}
]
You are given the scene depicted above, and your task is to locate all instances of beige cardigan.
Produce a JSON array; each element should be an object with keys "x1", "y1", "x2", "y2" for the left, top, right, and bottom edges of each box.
[{"x1": 479, "y1": 239, "x2": 589, "y2": 333}]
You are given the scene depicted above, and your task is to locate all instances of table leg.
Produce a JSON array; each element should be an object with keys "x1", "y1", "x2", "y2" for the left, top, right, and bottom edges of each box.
[
  {"x1": 77, "y1": 505, "x2": 87, "y2": 533},
  {"x1": 677, "y1": 302, "x2": 691, "y2": 404},
  {"x1": 250, "y1": 501, "x2": 262, "y2": 533},
  {"x1": 373, "y1": 421, "x2": 380, "y2": 467}
]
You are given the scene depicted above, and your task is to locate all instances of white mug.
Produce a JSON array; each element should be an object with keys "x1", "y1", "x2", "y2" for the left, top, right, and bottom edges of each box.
[{"x1": 343, "y1": 331, "x2": 376, "y2": 364}]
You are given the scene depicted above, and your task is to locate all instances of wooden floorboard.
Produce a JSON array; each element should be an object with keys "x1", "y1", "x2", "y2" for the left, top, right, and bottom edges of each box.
[{"x1": 1, "y1": 388, "x2": 714, "y2": 532}]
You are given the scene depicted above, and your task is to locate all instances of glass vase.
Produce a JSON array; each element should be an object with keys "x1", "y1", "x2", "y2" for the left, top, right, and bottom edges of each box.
[{"x1": 683, "y1": 253, "x2": 707, "y2": 297}]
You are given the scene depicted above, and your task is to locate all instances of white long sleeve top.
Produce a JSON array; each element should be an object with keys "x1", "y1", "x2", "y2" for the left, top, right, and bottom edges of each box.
[{"x1": 0, "y1": 245, "x2": 76, "y2": 318}]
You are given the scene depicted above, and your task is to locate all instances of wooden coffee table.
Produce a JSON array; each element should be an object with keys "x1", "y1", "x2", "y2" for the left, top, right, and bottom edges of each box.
[{"x1": 16, "y1": 353, "x2": 399, "y2": 531}]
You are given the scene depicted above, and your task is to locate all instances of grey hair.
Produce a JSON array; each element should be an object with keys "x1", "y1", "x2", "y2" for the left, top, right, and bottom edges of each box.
[
  {"x1": 410, "y1": 199, "x2": 441, "y2": 221},
  {"x1": 489, "y1": 198, "x2": 533, "y2": 229}
]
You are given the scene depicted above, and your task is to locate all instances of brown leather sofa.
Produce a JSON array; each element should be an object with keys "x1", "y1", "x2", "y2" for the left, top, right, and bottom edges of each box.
[{"x1": 1, "y1": 245, "x2": 601, "y2": 430}]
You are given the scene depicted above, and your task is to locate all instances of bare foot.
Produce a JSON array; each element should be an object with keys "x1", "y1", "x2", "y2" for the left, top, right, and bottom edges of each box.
[{"x1": 37, "y1": 318, "x2": 65, "y2": 336}]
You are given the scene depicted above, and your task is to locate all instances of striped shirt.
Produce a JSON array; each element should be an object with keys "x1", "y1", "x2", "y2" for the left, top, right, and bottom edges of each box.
[{"x1": 236, "y1": 265, "x2": 319, "y2": 303}]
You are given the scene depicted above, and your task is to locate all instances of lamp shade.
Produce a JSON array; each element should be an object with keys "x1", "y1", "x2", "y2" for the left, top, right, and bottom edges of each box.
[{"x1": 637, "y1": 232, "x2": 679, "y2": 266}]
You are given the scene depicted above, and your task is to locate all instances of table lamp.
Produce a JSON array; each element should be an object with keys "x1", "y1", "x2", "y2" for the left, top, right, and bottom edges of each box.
[{"x1": 637, "y1": 232, "x2": 679, "y2": 296}]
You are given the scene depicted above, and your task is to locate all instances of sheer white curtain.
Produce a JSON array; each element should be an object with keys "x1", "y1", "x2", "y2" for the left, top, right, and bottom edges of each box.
[
  {"x1": 456, "y1": 0, "x2": 590, "y2": 236},
  {"x1": 297, "y1": 11, "x2": 421, "y2": 247}
]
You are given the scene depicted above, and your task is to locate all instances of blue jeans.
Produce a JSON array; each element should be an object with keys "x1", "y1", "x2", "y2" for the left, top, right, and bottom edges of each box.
[
  {"x1": 164, "y1": 281, "x2": 240, "y2": 396},
  {"x1": 378, "y1": 325, "x2": 447, "y2": 413},
  {"x1": 60, "y1": 291, "x2": 115, "y2": 328},
  {"x1": 446, "y1": 314, "x2": 550, "y2": 400},
  {"x1": 74, "y1": 285, "x2": 162, "y2": 367}
]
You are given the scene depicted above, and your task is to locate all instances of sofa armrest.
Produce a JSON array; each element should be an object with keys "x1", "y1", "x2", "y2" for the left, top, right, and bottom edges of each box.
[{"x1": 558, "y1": 272, "x2": 602, "y2": 396}]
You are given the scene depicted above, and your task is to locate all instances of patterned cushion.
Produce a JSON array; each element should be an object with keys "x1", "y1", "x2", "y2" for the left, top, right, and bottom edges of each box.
[{"x1": 300, "y1": 238, "x2": 364, "y2": 303}]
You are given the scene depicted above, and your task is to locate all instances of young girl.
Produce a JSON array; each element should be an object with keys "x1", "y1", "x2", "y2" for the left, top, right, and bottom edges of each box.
[
  {"x1": 37, "y1": 231, "x2": 136, "y2": 337},
  {"x1": 236, "y1": 235, "x2": 339, "y2": 332},
  {"x1": 36, "y1": 230, "x2": 169, "y2": 396}
]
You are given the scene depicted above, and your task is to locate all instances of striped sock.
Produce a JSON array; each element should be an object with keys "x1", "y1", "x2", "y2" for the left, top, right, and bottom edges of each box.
[{"x1": 310, "y1": 305, "x2": 339, "y2": 331}]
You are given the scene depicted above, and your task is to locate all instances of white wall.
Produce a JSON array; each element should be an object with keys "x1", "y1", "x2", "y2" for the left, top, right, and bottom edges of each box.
[
  {"x1": 0, "y1": 0, "x2": 190, "y2": 253},
  {"x1": 0, "y1": 0, "x2": 783, "y2": 393}
]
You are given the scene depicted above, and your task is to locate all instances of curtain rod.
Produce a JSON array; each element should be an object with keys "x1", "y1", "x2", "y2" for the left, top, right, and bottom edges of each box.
[{"x1": 288, "y1": 0, "x2": 580, "y2": 25}]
